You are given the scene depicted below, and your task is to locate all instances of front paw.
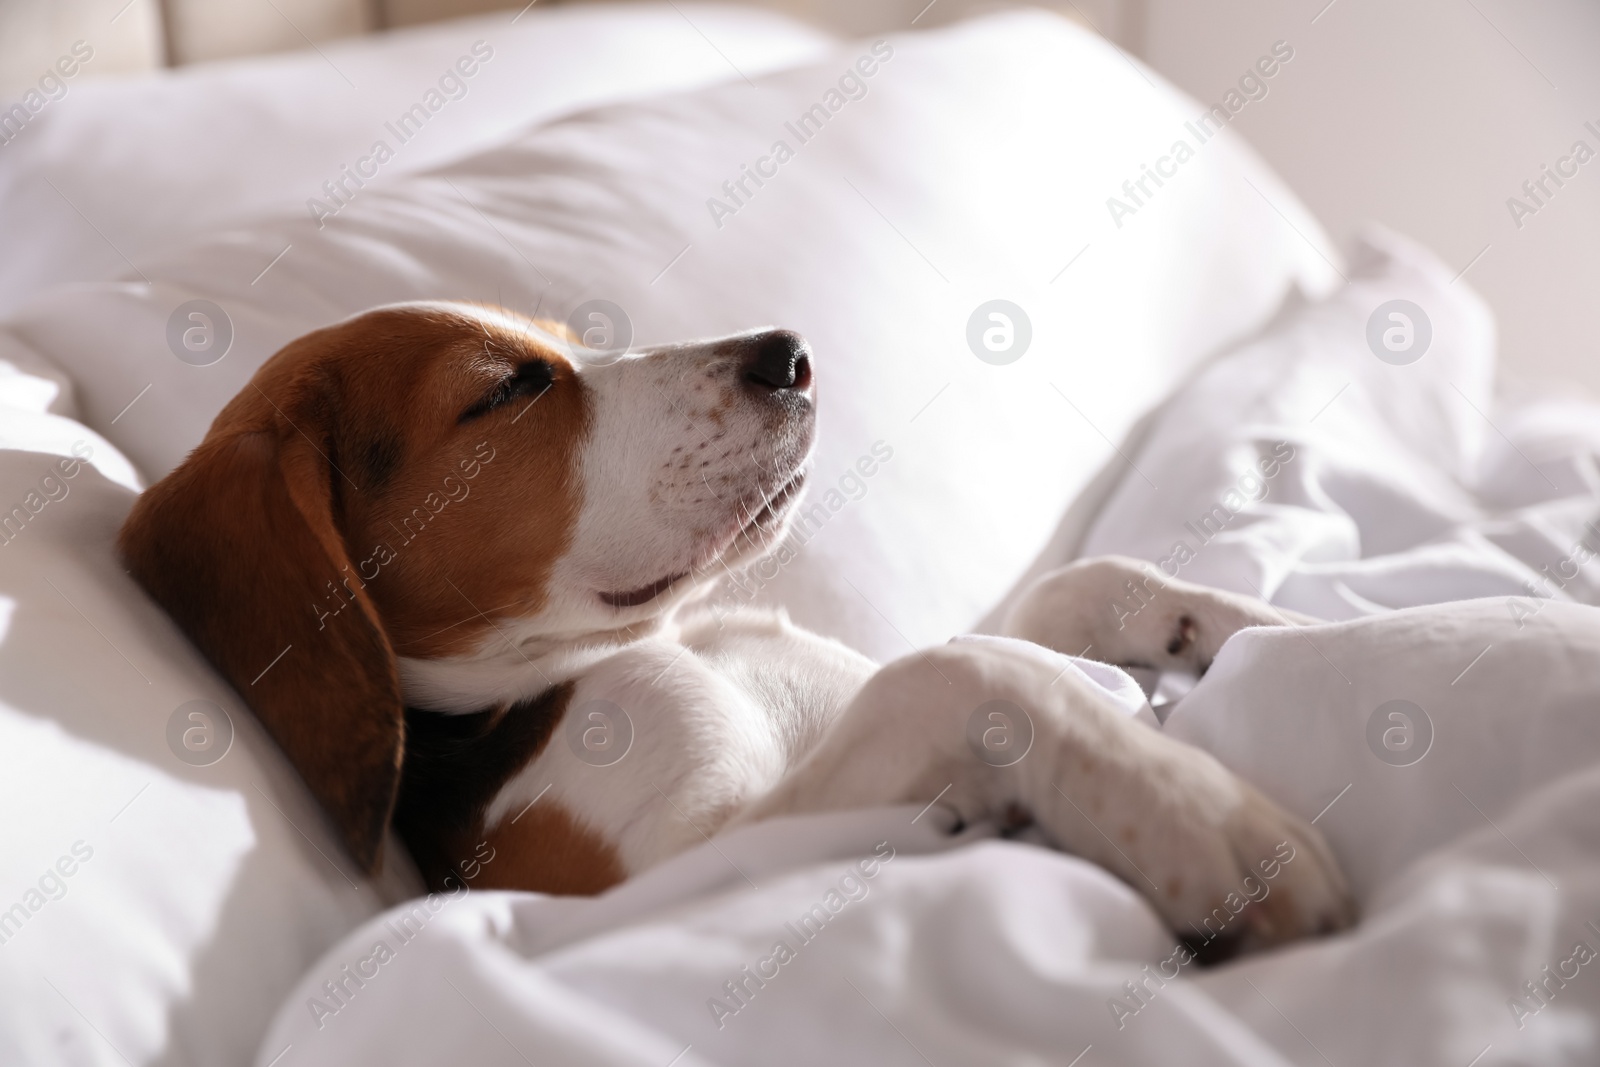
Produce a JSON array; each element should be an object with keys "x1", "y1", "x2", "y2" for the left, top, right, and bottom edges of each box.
[
  {"x1": 1054, "y1": 741, "x2": 1356, "y2": 955},
  {"x1": 1159, "y1": 612, "x2": 1205, "y2": 673},
  {"x1": 1004, "y1": 556, "x2": 1317, "y2": 678},
  {"x1": 1146, "y1": 590, "x2": 1320, "y2": 678},
  {"x1": 1192, "y1": 777, "x2": 1356, "y2": 957}
]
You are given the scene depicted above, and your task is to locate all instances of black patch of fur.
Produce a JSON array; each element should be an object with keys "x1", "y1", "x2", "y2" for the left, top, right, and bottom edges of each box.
[{"x1": 394, "y1": 682, "x2": 573, "y2": 889}]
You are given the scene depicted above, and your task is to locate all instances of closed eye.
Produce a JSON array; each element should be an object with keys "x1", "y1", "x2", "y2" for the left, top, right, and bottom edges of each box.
[{"x1": 459, "y1": 361, "x2": 554, "y2": 423}]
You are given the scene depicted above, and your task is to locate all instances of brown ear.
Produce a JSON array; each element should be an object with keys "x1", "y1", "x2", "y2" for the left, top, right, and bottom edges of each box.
[{"x1": 120, "y1": 388, "x2": 402, "y2": 874}]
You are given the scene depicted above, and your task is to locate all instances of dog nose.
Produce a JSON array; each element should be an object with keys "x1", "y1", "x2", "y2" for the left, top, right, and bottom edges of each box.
[{"x1": 742, "y1": 330, "x2": 813, "y2": 392}]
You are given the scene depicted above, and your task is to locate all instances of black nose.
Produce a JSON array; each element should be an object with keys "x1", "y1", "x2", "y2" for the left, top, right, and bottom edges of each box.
[{"x1": 742, "y1": 330, "x2": 813, "y2": 392}]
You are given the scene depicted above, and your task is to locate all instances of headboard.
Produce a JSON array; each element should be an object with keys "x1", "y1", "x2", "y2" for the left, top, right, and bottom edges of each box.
[{"x1": 0, "y1": 0, "x2": 1140, "y2": 95}]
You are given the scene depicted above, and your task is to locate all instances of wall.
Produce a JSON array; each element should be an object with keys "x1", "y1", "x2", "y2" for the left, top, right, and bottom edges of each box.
[
  {"x1": 1138, "y1": 0, "x2": 1600, "y2": 395},
  {"x1": 0, "y1": 0, "x2": 164, "y2": 96}
]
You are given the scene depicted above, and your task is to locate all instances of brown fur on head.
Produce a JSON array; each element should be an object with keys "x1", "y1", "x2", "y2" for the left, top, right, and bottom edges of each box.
[{"x1": 119, "y1": 305, "x2": 589, "y2": 870}]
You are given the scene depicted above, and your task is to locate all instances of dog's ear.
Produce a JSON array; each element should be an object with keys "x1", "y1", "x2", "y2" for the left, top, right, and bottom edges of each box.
[{"x1": 120, "y1": 374, "x2": 402, "y2": 873}]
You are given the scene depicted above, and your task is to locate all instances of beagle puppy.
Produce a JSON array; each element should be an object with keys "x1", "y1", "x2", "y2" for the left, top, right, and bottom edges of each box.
[{"x1": 119, "y1": 303, "x2": 1353, "y2": 954}]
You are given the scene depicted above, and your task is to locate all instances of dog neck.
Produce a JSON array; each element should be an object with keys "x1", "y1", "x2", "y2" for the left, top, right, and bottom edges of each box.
[
  {"x1": 394, "y1": 562, "x2": 741, "y2": 714},
  {"x1": 396, "y1": 613, "x2": 672, "y2": 714}
]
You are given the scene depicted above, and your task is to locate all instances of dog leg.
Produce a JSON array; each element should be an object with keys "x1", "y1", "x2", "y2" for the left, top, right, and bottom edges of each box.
[
  {"x1": 735, "y1": 639, "x2": 1354, "y2": 953},
  {"x1": 1004, "y1": 555, "x2": 1319, "y2": 676}
]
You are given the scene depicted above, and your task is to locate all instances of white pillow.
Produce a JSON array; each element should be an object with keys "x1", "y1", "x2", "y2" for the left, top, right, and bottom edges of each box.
[
  {"x1": 0, "y1": 2, "x2": 835, "y2": 315},
  {"x1": 0, "y1": 362, "x2": 418, "y2": 1066},
  {"x1": 4, "y1": 10, "x2": 1339, "y2": 662}
]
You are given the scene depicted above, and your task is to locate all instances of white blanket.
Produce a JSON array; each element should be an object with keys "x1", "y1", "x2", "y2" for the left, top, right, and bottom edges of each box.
[{"x1": 254, "y1": 239, "x2": 1600, "y2": 1064}]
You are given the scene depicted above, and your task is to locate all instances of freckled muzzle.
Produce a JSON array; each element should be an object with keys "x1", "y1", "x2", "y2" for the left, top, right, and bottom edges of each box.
[
  {"x1": 586, "y1": 327, "x2": 818, "y2": 610},
  {"x1": 659, "y1": 326, "x2": 817, "y2": 461}
]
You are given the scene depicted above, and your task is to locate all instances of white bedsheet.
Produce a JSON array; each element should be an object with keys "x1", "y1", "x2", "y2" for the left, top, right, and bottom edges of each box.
[{"x1": 253, "y1": 238, "x2": 1600, "y2": 1064}]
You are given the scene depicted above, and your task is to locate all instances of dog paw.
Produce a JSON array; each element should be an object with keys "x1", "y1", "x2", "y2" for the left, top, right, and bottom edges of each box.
[
  {"x1": 1005, "y1": 556, "x2": 1326, "y2": 682},
  {"x1": 1201, "y1": 777, "x2": 1356, "y2": 954},
  {"x1": 1144, "y1": 599, "x2": 1291, "y2": 677},
  {"x1": 1163, "y1": 614, "x2": 1198, "y2": 658},
  {"x1": 1158, "y1": 612, "x2": 1209, "y2": 673},
  {"x1": 1054, "y1": 738, "x2": 1356, "y2": 955}
]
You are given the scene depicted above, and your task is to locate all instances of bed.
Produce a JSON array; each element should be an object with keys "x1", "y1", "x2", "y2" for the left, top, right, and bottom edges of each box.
[{"x1": 2, "y1": 5, "x2": 1598, "y2": 1065}]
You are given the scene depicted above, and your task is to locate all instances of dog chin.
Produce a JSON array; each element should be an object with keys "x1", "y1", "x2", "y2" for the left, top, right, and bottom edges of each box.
[
  {"x1": 697, "y1": 473, "x2": 805, "y2": 588},
  {"x1": 601, "y1": 464, "x2": 809, "y2": 618},
  {"x1": 735, "y1": 466, "x2": 807, "y2": 545}
]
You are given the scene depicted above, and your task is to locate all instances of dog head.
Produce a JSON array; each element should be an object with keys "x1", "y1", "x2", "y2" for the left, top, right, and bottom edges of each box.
[{"x1": 119, "y1": 302, "x2": 815, "y2": 870}]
